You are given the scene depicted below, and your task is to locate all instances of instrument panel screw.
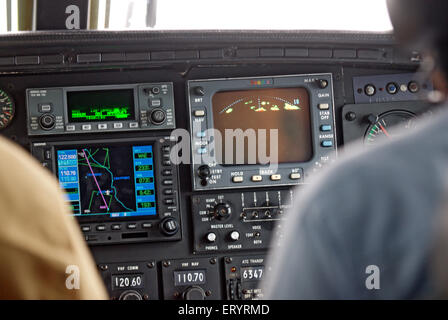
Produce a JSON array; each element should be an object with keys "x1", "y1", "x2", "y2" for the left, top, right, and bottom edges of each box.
[
  {"x1": 210, "y1": 258, "x2": 217, "y2": 264},
  {"x1": 205, "y1": 290, "x2": 212, "y2": 296},
  {"x1": 163, "y1": 260, "x2": 171, "y2": 268},
  {"x1": 99, "y1": 264, "x2": 108, "y2": 271},
  {"x1": 173, "y1": 292, "x2": 180, "y2": 298},
  {"x1": 147, "y1": 261, "x2": 155, "y2": 268},
  {"x1": 225, "y1": 257, "x2": 233, "y2": 264},
  {"x1": 143, "y1": 294, "x2": 150, "y2": 300}
]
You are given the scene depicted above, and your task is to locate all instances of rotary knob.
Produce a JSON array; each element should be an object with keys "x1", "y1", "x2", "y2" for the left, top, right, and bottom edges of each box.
[
  {"x1": 183, "y1": 286, "x2": 206, "y2": 300},
  {"x1": 205, "y1": 232, "x2": 217, "y2": 243},
  {"x1": 193, "y1": 86, "x2": 205, "y2": 96},
  {"x1": 229, "y1": 230, "x2": 240, "y2": 241},
  {"x1": 197, "y1": 165, "x2": 211, "y2": 179},
  {"x1": 212, "y1": 203, "x2": 231, "y2": 220},
  {"x1": 118, "y1": 290, "x2": 142, "y2": 300},
  {"x1": 39, "y1": 114, "x2": 55, "y2": 130},
  {"x1": 150, "y1": 108, "x2": 166, "y2": 124},
  {"x1": 160, "y1": 217, "x2": 179, "y2": 236}
]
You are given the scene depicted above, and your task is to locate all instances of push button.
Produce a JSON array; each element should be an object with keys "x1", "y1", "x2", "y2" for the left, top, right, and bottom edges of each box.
[
  {"x1": 318, "y1": 103, "x2": 330, "y2": 110},
  {"x1": 163, "y1": 179, "x2": 173, "y2": 185},
  {"x1": 81, "y1": 226, "x2": 91, "y2": 232},
  {"x1": 164, "y1": 199, "x2": 175, "y2": 205},
  {"x1": 321, "y1": 140, "x2": 333, "y2": 147},
  {"x1": 151, "y1": 99, "x2": 161, "y2": 107},
  {"x1": 38, "y1": 103, "x2": 52, "y2": 113},
  {"x1": 82, "y1": 124, "x2": 92, "y2": 131},
  {"x1": 98, "y1": 123, "x2": 108, "y2": 130},
  {"x1": 162, "y1": 169, "x2": 172, "y2": 176},
  {"x1": 44, "y1": 149, "x2": 52, "y2": 160},
  {"x1": 197, "y1": 147, "x2": 207, "y2": 154},
  {"x1": 251, "y1": 175, "x2": 262, "y2": 182},
  {"x1": 111, "y1": 224, "x2": 121, "y2": 231},
  {"x1": 127, "y1": 223, "x2": 137, "y2": 230},
  {"x1": 270, "y1": 174, "x2": 281, "y2": 181},
  {"x1": 194, "y1": 110, "x2": 205, "y2": 117},
  {"x1": 163, "y1": 189, "x2": 173, "y2": 195},
  {"x1": 290, "y1": 172, "x2": 301, "y2": 180},
  {"x1": 113, "y1": 123, "x2": 123, "y2": 129},
  {"x1": 142, "y1": 222, "x2": 153, "y2": 229},
  {"x1": 232, "y1": 176, "x2": 243, "y2": 183},
  {"x1": 320, "y1": 124, "x2": 332, "y2": 132},
  {"x1": 96, "y1": 225, "x2": 106, "y2": 231}
]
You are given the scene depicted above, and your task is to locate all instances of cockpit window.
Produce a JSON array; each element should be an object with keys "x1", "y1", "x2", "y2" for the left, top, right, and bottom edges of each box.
[{"x1": 1, "y1": 0, "x2": 393, "y2": 33}]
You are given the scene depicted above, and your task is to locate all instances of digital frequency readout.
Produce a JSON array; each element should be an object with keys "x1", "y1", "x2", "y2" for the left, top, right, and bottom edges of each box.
[
  {"x1": 57, "y1": 144, "x2": 157, "y2": 218},
  {"x1": 70, "y1": 107, "x2": 132, "y2": 121},
  {"x1": 67, "y1": 89, "x2": 135, "y2": 123}
]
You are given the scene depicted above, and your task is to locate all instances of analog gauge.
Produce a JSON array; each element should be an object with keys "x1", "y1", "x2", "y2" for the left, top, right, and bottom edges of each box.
[
  {"x1": 364, "y1": 110, "x2": 416, "y2": 146},
  {"x1": 0, "y1": 89, "x2": 15, "y2": 130}
]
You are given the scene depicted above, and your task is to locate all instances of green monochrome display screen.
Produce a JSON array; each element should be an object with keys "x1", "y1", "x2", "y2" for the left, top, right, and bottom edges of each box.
[{"x1": 67, "y1": 89, "x2": 135, "y2": 123}]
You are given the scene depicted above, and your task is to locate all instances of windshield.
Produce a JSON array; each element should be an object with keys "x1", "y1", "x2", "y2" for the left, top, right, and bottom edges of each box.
[{"x1": 0, "y1": 0, "x2": 393, "y2": 33}]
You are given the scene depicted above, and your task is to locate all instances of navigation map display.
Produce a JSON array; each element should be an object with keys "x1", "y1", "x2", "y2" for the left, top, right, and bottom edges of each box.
[{"x1": 56, "y1": 143, "x2": 157, "y2": 219}]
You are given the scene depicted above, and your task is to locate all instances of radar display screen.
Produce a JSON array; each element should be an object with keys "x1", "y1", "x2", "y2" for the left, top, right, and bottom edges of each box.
[
  {"x1": 56, "y1": 144, "x2": 157, "y2": 219},
  {"x1": 67, "y1": 89, "x2": 135, "y2": 123},
  {"x1": 212, "y1": 87, "x2": 313, "y2": 164}
]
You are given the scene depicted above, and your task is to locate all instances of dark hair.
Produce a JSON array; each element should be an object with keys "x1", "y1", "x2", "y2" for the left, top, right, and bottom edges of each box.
[{"x1": 387, "y1": 0, "x2": 448, "y2": 74}]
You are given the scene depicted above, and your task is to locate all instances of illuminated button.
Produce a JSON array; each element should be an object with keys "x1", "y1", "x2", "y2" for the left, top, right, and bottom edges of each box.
[
  {"x1": 113, "y1": 122, "x2": 123, "y2": 129},
  {"x1": 82, "y1": 124, "x2": 92, "y2": 131},
  {"x1": 96, "y1": 225, "x2": 106, "y2": 231},
  {"x1": 163, "y1": 179, "x2": 173, "y2": 185},
  {"x1": 163, "y1": 189, "x2": 173, "y2": 195},
  {"x1": 194, "y1": 110, "x2": 205, "y2": 117},
  {"x1": 251, "y1": 175, "x2": 262, "y2": 182},
  {"x1": 232, "y1": 176, "x2": 244, "y2": 183},
  {"x1": 127, "y1": 223, "x2": 137, "y2": 230},
  {"x1": 162, "y1": 169, "x2": 172, "y2": 176},
  {"x1": 318, "y1": 103, "x2": 330, "y2": 110},
  {"x1": 164, "y1": 199, "x2": 175, "y2": 205},
  {"x1": 66, "y1": 125, "x2": 75, "y2": 131},
  {"x1": 270, "y1": 174, "x2": 281, "y2": 181},
  {"x1": 196, "y1": 131, "x2": 206, "y2": 138},
  {"x1": 111, "y1": 224, "x2": 121, "y2": 231},
  {"x1": 321, "y1": 140, "x2": 333, "y2": 147},
  {"x1": 81, "y1": 226, "x2": 91, "y2": 232},
  {"x1": 320, "y1": 124, "x2": 332, "y2": 132},
  {"x1": 197, "y1": 147, "x2": 207, "y2": 154},
  {"x1": 290, "y1": 172, "x2": 301, "y2": 180},
  {"x1": 129, "y1": 122, "x2": 139, "y2": 128},
  {"x1": 98, "y1": 123, "x2": 108, "y2": 130}
]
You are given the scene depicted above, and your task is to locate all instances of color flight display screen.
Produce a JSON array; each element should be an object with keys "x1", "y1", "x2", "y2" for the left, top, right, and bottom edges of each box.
[
  {"x1": 56, "y1": 144, "x2": 157, "y2": 219},
  {"x1": 212, "y1": 87, "x2": 313, "y2": 164},
  {"x1": 67, "y1": 89, "x2": 135, "y2": 123}
]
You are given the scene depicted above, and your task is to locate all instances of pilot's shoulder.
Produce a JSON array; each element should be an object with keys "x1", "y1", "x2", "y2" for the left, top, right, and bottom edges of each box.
[{"x1": 0, "y1": 137, "x2": 68, "y2": 217}]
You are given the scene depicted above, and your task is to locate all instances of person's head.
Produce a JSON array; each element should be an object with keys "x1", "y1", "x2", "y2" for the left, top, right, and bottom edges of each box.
[{"x1": 387, "y1": 0, "x2": 448, "y2": 92}]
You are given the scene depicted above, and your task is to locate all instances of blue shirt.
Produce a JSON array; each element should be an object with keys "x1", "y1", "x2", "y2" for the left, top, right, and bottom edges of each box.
[{"x1": 263, "y1": 106, "x2": 448, "y2": 299}]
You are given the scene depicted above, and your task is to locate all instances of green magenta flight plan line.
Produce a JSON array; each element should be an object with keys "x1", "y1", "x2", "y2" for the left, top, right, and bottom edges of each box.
[
  {"x1": 71, "y1": 107, "x2": 131, "y2": 121},
  {"x1": 82, "y1": 148, "x2": 133, "y2": 212}
]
